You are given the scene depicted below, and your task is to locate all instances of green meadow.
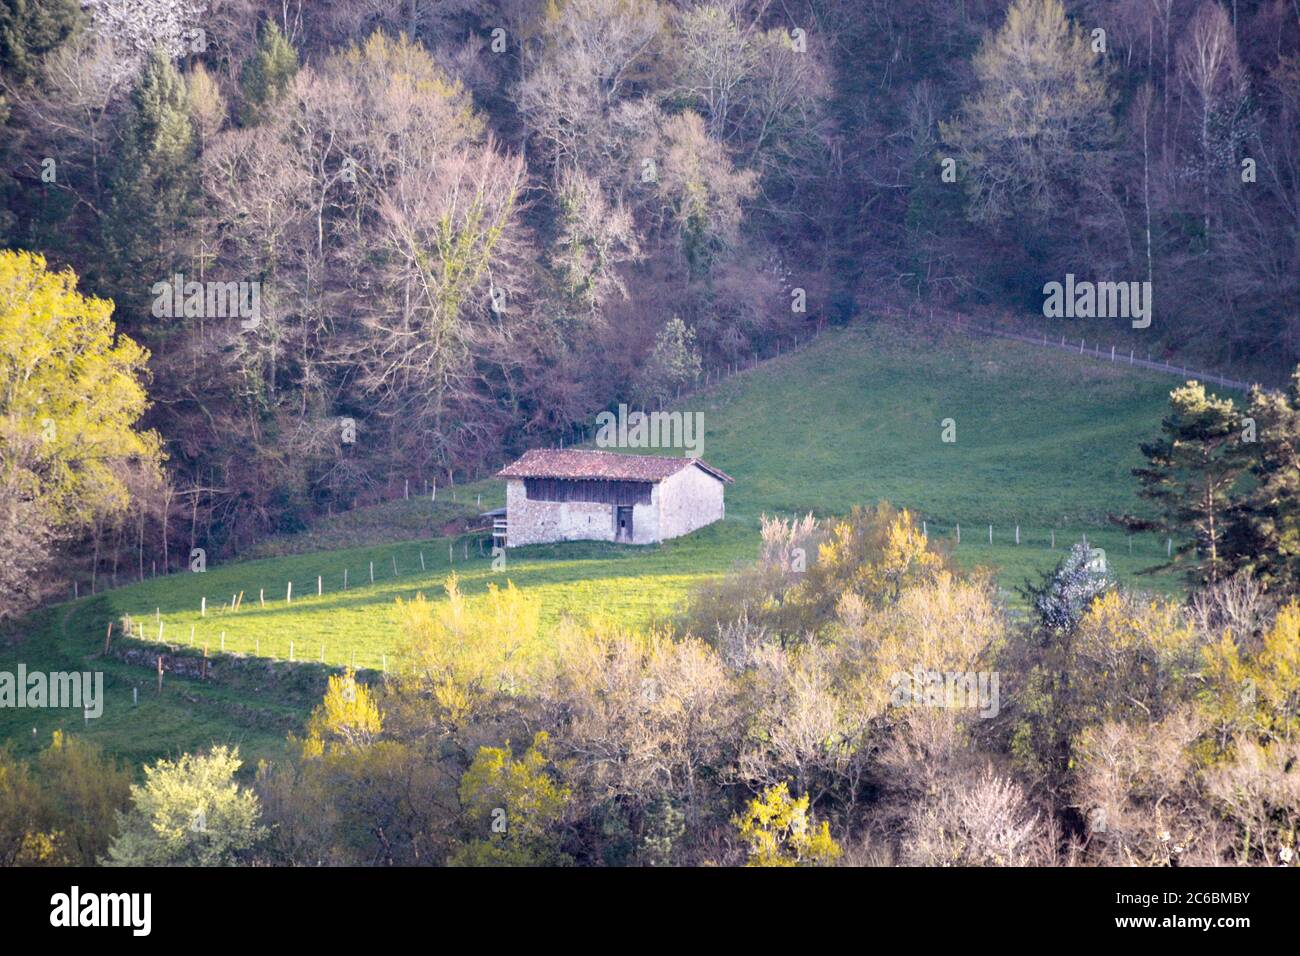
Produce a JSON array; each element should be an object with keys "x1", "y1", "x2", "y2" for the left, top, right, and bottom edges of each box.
[{"x1": 0, "y1": 318, "x2": 1225, "y2": 768}]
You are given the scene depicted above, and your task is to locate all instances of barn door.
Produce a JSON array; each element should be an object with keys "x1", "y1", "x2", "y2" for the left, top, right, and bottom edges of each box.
[{"x1": 616, "y1": 506, "x2": 633, "y2": 542}]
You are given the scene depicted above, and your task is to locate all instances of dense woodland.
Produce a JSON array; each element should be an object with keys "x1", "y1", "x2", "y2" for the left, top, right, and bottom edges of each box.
[{"x1": 1, "y1": 0, "x2": 1298, "y2": 602}]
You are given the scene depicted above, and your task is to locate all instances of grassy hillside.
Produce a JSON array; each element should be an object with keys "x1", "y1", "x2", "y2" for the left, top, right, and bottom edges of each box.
[
  {"x1": 697, "y1": 320, "x2": 1194, "y2": 586},
  {"x1": 1, "y1": 318, "x2": 1220, "y2": 767}
]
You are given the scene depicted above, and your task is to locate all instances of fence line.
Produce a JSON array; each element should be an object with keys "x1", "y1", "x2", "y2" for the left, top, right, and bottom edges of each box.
[
  {"x1": 874, "y1": 301, "x2": 1266, "y2": 393},
  {"x1": 119, "y1": 517, "x2": 1167, "y2": 675},
  {"x1": 964, "y1": 323, "x2": 1258, "y2": 392}
]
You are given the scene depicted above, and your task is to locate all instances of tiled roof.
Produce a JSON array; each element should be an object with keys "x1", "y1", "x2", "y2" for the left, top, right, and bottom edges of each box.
[{"x1": 497, "y1": 449, "x2": 733, "y2": 483}]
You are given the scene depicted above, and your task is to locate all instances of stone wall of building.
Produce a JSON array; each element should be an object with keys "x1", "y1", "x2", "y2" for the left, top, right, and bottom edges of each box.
[
  {"x1": 657, "y1": 465, "x2": 726, "y2": 540},
  {"x1": 504, "y1": 466, "x2": 726, "y2": 547},
  {"x1": 505, "y1": 479, "x2": 661, "y2": 547}
]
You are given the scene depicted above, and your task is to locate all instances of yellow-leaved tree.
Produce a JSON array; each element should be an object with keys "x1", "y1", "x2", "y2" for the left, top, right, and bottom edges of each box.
[
  {"x1": 302, "y1": 669, "x2": 385, "y2": 756},
  {"x1": 394, "y1": 574, "x2": 549, "y2": 727},
  {"x1": 451, "y1": 731, "x2": 571, "y2": 867},
  {"x1": 0, "y1": 250, "x2": 161, "y2": 616},
  {"x1": 1203, "y1": 601, "x2": 1300, "y2": 747},
  {"x1": 810, "y1": 505, "x2": 945, "y2": 607},
  {"x1": 734, "y1": 781, "x2": 842, "y2": 867}
]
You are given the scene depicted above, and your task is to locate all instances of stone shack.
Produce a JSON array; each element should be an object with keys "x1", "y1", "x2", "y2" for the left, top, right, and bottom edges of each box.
[{"x1": 496, "y1": 449, "x2": 733, "y2": 547}]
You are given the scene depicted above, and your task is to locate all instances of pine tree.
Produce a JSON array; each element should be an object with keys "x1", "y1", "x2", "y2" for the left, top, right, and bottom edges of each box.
[
  {"x1": 0, "y1": 0, "x2": 83, "y2": 83},
  {"x1": 1119, "y1": 381, "x2": 1243, "y2": 585},
  {"x1": 101, "y1": 49, "x2": 198, "y2": 318},
  {"x1": 239, "y1": 20, "x2": 298, "y2": 125},
  {"x1": 1223, "y1": 369, "x2": 1300, "y2": 590}
]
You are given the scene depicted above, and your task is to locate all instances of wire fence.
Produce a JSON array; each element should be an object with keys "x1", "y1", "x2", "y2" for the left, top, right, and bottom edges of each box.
[
  {"x1": 110, "y1": 517, "x2": 1176, "y2": 681},
  {"x1": 915, "y1": 518, "x2": 1172, "y2": 558},
  {"x1": 873, "y1": 301, "x2": 1266, "y2": 393},
  {"x1": 964, "y1": 323, "x2": 1257, "y2": 392},
  {"x1": 109, "y1": 534, "x2": 494, "y2": 675}
]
